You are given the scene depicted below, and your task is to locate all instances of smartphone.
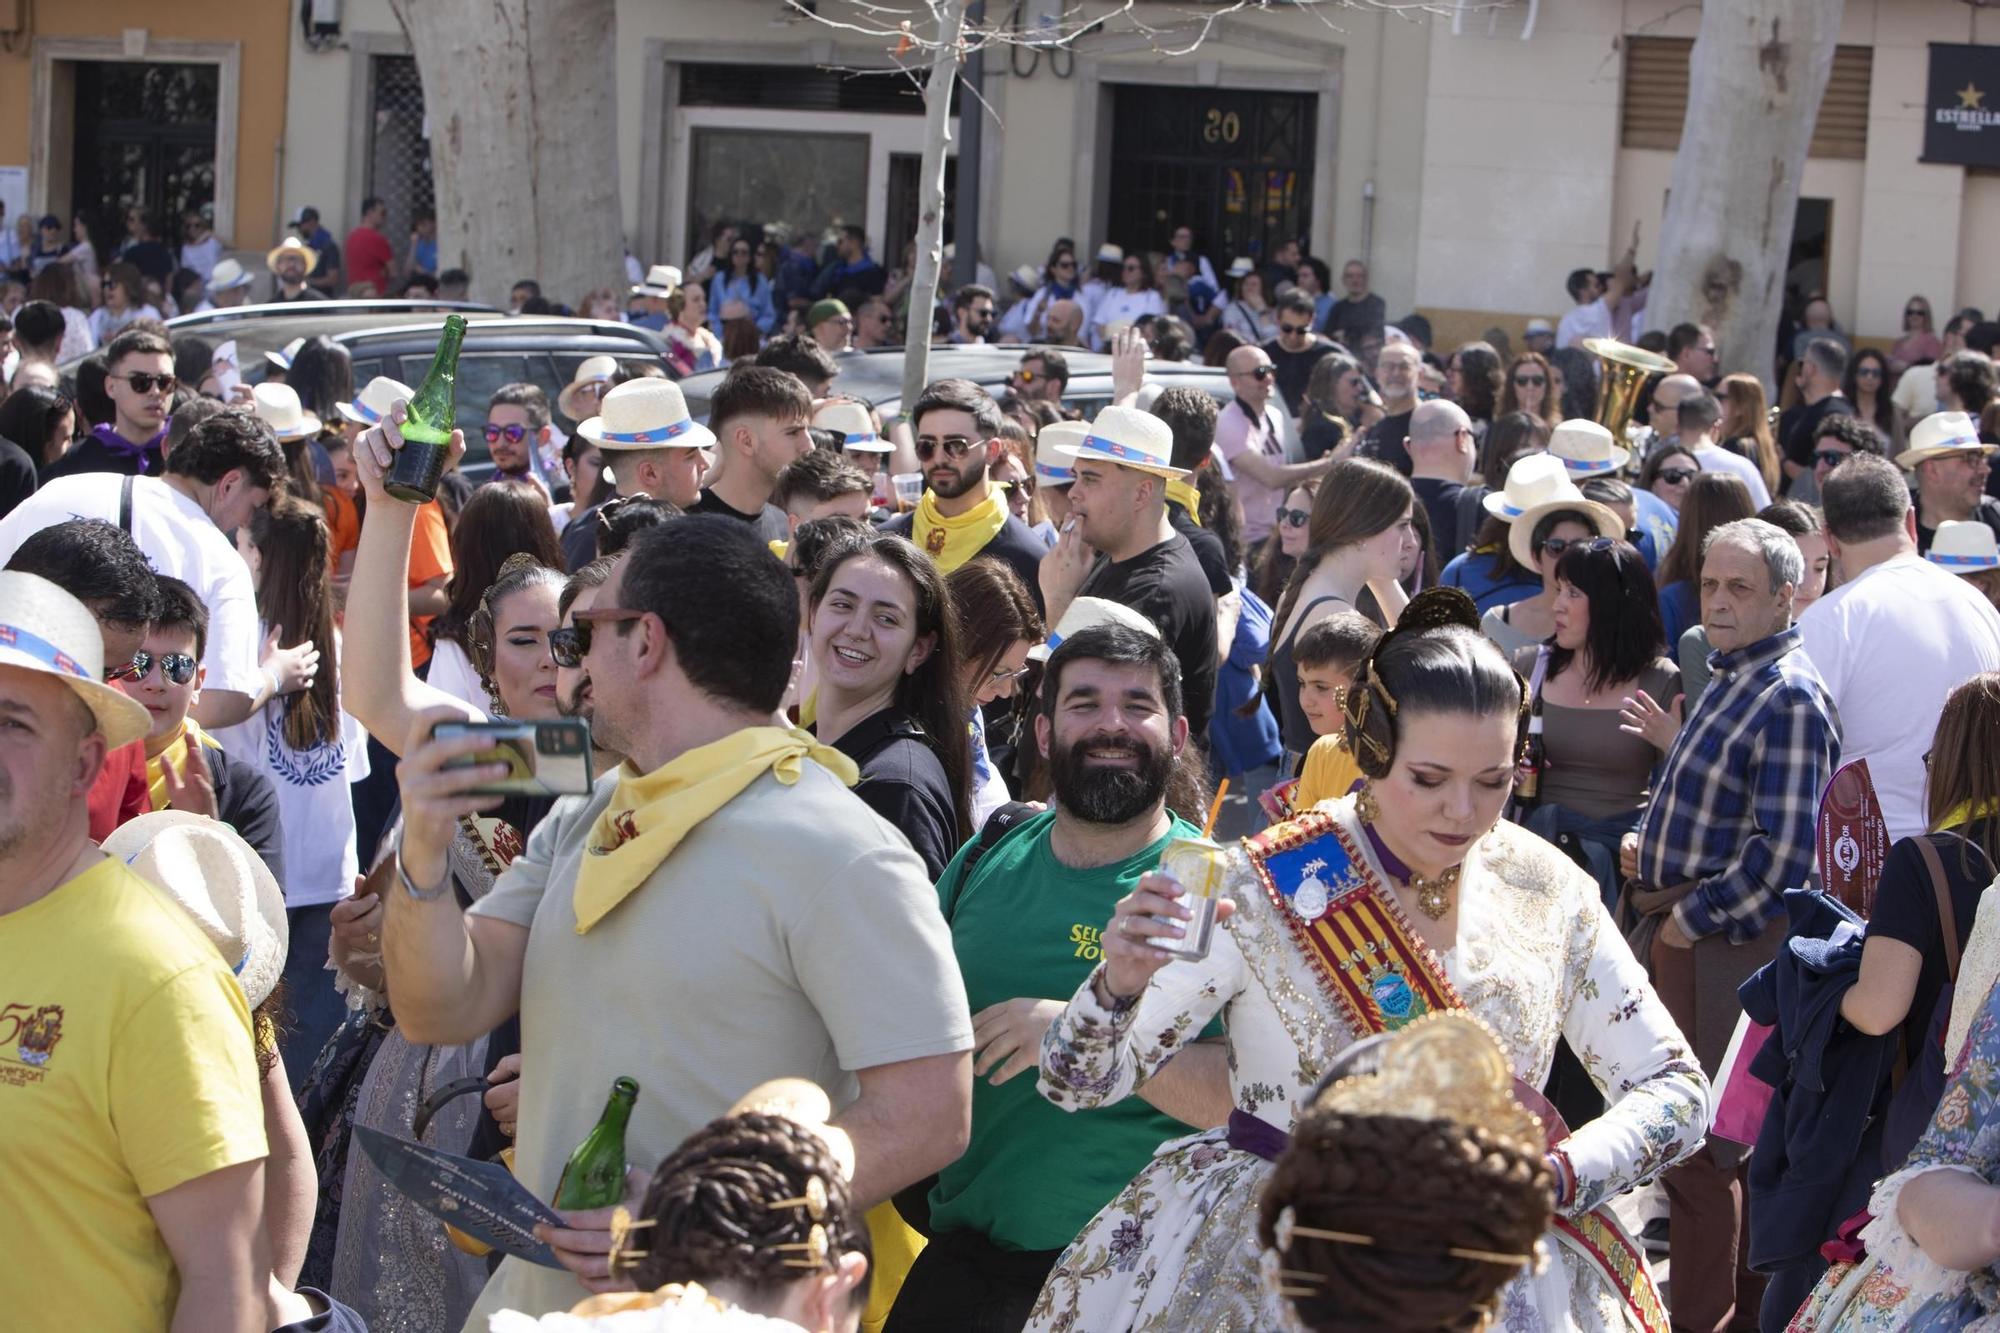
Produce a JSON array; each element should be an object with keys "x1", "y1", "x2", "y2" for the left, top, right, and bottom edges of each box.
[{"x1": 434, "y1": 719, "x2": 595, "y2": 796}]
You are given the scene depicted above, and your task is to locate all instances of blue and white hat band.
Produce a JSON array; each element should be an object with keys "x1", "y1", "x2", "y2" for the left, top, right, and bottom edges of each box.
[
  {"x1": 602, "y1": 417, "x2": 698, "y2": 445},
  {"x1": 0, "y1": 622, "x2": 91, "y2": 680},
  {"x1": 1560, "y1": 455, "x2": 1617, "y2": 474},
  {"x1": 1080, "y1": 433, "x2": 1168, "y2": 469},
  {"x1": 1036, "y1": 463, "x2": 1076, "y2": 484},
  {"x1": 1931, "y1": 552, "x2": 2000, "y2": 568}
]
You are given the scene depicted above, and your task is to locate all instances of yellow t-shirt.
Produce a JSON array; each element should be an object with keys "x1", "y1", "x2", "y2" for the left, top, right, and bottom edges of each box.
[
  {"x1": 0, "y1": 858, "x2": 267, "y2": 1330},
  {"x1": 1293, "y1": 732, "x2": 1364, "y2": 813}
]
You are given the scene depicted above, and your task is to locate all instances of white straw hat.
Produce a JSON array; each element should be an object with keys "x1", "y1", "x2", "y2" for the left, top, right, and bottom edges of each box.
[
  {"x1": 1054, "y1": 404, "x2": 1186, "y2": 478},
  {"x1": 1010, "y1": 263, "x2": 1041, "y2": 293},
  {"x1": 1035, "y1": 421, "x2": 1086, "y2": 486},
  {"x1": 253, "y1": 382, "x2": 322, "y2": 441},
  {"x1": 102, "y1": 811, "x2": 288, "y2": 1009},
  {"x1": 1482, "y1": 453, "x2": 1625, "y2": 567},
  {"x1": 578, "y1": 378, "x2": 717, "y2": 451},
  {"x1": 1548, "y1": 418, "x2": 1630, "y2": 477},
  {"x1": 208, "y1": 257, "x2": 254, "y2": 292},
  {"x1": 265, "y1": 336, "x2": 306, "y2": 373},
  {"x1": 1226, "y1": 257, "x2": 1255, "y2": 279},
  {"x1": 630, "y1": 264, "x2": 682, "y2": 298},
  {"x1": 336, "y1": 375, "x2": 415, "y2": 427},
  {"x1": 1095, "y1": 244, "x2": 1124, "y2": 265},
  {"x1": 0, "y1": 571, "x2": 152, "y2": 750},
  {"x1": 813, "y1": 400, "x2": 890, "y2": 453},
  {"x1": 1928, "y1": 520, "x2": 2000, "y2": 573},
  {"x1": 1027, "y1": 595, "x2": 1163, "y2": 662},
  {"x1": 557, "y1": 355, "x2": 620, "y2": 422},
  {"x1": 1901, "y1": 410, "x2": 1998, "y2": 470},
  {"x1": 265, "y1": 235, "x2": 321, "y2": 276}
]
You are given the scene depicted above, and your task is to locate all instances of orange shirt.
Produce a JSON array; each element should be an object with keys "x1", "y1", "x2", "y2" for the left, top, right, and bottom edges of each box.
[
  {"x1": 323, "y1": 487, "x2": 361, "y2": 568},
  {"x1": 87, "y1": 740, "x2": 152, "y2": 840},
  {"x1": 408, "y1": 500, "x2": 453, "y2": 669}
]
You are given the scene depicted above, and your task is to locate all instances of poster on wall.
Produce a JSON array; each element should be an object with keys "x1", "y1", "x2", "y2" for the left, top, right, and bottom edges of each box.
[{"x1": 1924, "y1": 44, "x2": 2000, "y2": 167}]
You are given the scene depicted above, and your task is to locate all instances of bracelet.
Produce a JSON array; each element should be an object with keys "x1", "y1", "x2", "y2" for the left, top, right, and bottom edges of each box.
[
  {"x1": 396, "y1": 838, "x2": 454, "y2": 903},
  {"x1": 264, "y1": 667, "x2": 282, "y2": 699},
  {"x1": 1546, "y1": 1147, "x2": 1577, "y2": 1209}
]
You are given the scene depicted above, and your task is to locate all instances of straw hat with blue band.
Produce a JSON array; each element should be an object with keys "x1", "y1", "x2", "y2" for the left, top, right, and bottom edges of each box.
[
  {"x1": 559, "y1": 355, "x2": 621, "y2": 422},
  {"x1": 103, "y1": 811, "x2": 289, "y2": 1010},
  {"x1": 1901, "y1": 410, "x2": 2000, "y2": 470},
  {"x1": 337, "y1": 375, "x2": 416, "y2": 428},
  {"x1": 1548, "y1": 418, "x2": 1630, "y2": 478},
  {"x1": 813, "y1": 400, "x2": 892, "y2": 454},
  {"x1": 1928, "y1": 520, "x2": 2000, "y2": 573},
  {"x1": 0, "y1": 571, "x2": 152, "y2": 751},
  {"x1": 1482, "y1": 453, "x2": 1625, "y2": 569},
  {"x1": 208, "y1": 257, "x2": 254, "y2": 292},
  {"x1": 1053, "y1": 404, "x2": 1188, "y2": 478},
  {"x1": 1027, "y1": 595, "x2": 1162, "y2": 663},
  {"x1": 265, "y1": 336, "x2": 307, "y2": 374},
  {"x1": 1034, "y1": 420, "x2": 1088, "y2": 486},
  {"x1": 578, "y1": 379, "x2": 717, "y2": 451}
]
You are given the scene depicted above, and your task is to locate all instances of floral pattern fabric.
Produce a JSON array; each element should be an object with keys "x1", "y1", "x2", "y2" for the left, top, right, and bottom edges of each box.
[{"x1": 1030, "y1": 797, "x2": 1709, "y2": 1333}]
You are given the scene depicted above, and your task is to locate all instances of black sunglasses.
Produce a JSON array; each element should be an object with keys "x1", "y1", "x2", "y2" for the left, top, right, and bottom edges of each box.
[
  {"x1": 1278, "y1": 507, "x2": 1311, "y2": 529},
  {"x1": 915, "y1": 436, "x2": 978, "y2": 461},
  {"x1": 1540, "y1": 535, "x2": 1617, "y2": 558},
  {"x1": 117, "y1": 372, "x2": 177, "y2": 394},
  {"x1": 1512, "y1": 374, "x2": 1547, "y2": 388},
  {"x1": 1239, "y1": 365, "x2": 1276, "y2": 381},
  {"x1": 548, "y1": 607, "x2": 649, "y2": 668},
  {"x1": 1279, "y1": 322, "x2": 1313, "y2": 336},
  {"x1": 106, "y1": 650, "x2": 198, "y2": 685},
  {"x1": 1655, "y1": 467, "x2": 1697, "y2": 485},
  {"x1": 1813, "y1": 449, "x2": 1851, "y2": 468}
]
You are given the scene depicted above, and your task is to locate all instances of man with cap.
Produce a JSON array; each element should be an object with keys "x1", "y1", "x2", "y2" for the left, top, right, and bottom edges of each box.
[
  {"x1": 207, "y1": 257, "x2": 255, "y2": 309},
  {"x1": 0, "y1": 570, "x2": 272, "y2": 1333},
  {"x1": 289, "y1": 205, "x2": 342, "y2": 296},
  {"x1": 1905, "y1": 409, "x2": 2000, "y2": 552},
  {"x1": 628, "y1": 264, "x2": 681, "y2": 331},
  {"x1": 556, "y1": 355, "x2": 619, "y2": 433},
  {"x1": 1037, "y1": 405, "x2": 1218, "y2": 736},
  {"x1": 1546, "y1": 415, "x2": 1678, "y2": 569},
  {"x1": 266, "y1": 237, "x2": 324, "y2": 305},
  {"x1": 1034, "y1": 419, "x2": 1083, "y2": 528},
  {"x1": 882, "y1": 377, "x2": 1051, "y2": 602},
  {"x1": 808, "y1": 298, "x2": 855, "y2": 354},
  {"x1": 1522, "y1": 317, "x2": 1556, "y2": 358}
]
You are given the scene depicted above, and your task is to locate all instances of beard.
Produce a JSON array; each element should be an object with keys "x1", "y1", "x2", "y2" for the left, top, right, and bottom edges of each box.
[
  {"x1": 927, "y1": 455, "x2": 989, "y2": 501},
  {"x1": 1050, "y1": 731, "x2": 1173, "y2": 826}
]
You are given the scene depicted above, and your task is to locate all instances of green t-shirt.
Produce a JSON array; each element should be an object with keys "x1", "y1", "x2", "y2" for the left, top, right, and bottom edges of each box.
[{"x1": 929, "y1": 809, "x2": 1214, "y2": 1252}]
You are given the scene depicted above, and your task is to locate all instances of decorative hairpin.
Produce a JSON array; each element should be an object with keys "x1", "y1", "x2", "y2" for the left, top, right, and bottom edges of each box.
[
  {"x1": 775, "y1": 1223, "x2": 830, "y2": 1269},
  {"x1": 607, "y1": 1206, "x2": 656, "y2": 1273},
  {"x1": 1275, "y1": 1207, "x2": 1531, "y2": 1269},
  {"x1": 766, "y1": 1176, "x2": 828, "y2": 1222}
]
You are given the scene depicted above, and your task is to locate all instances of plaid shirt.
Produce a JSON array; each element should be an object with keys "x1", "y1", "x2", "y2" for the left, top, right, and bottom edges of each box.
[{"x1": 1637, "y1": 625, "x2": 1841, "y2": 944}]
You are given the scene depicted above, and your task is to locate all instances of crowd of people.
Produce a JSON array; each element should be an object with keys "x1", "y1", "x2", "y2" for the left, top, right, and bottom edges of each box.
[{"x1": 8, "y1": 196, "x2": 2000, "y2": 1333}]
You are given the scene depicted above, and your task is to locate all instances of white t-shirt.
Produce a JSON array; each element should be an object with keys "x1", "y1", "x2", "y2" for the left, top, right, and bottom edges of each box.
[
  {"x1": 425, "y1": 636, "x2": 489, "y2": 713},
  {"x1": 1892, "y1": 362, "x2": 1939, "y2": 424},
  {"x1": 1690, "y1": 443, "x2": 1774, "y2": 509},
  {"x1": 1089, "y1": 288, "x2": 1166, "y2": 350},
  {"x1": 1798, "y1": 553, "x2": 2000, "y2": 842},
  {"x1": 1556, "y1": 298, "x2": 1612, "y2": 351},
  {"x1": 0, "y1": 474, "x2": 262, "y2": 698},
  {"x1": 213, "y1": 630, "x2": 369, "y2": 908},
  {"x1": 179, "y1": 236, "x2": 223, "y2": 281}
]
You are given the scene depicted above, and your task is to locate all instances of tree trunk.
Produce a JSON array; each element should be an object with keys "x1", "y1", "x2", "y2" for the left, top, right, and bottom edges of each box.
[
  {"x1": 901, "y1": 1, "x2": 968, "y2": 413},
  {"x1": 390, "y1": 0, "x2": 626, "y2": 311},
  {"x1": 1644, "y1": 0, "x2": 1844, "y2": 388}
]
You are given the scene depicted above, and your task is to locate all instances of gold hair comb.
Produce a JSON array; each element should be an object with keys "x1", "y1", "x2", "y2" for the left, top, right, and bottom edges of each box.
[
  {"x1": 775, "y1": 1223, "x2": 830, "y2": 1270},
  {"x1": 607, "y1": 1206, "x2": 656, "y2": 1274},
  {"x1": 766, "y1": 1176, "x2": 828, "y2": 1222},
  {"x1": 1276, "y1": 1207, "x2": 1532, "y2": 1269}
]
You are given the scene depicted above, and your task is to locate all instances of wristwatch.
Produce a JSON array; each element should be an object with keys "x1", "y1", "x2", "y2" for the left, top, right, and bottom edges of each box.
[{"x1": 396, "y1": 838, "x2": 454, "y2": 903}]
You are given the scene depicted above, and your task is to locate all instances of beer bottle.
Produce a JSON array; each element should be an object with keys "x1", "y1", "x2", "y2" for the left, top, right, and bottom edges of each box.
[
  {"x1": 1516, "y1": 713, "x2": 1545, "y2": 803},
  {"x1": 553, "y1": 1076, "x2": 639, "y2": 1210},
  {"x1": 383, "y1": 313, "x2": 467, "y2": 503}
]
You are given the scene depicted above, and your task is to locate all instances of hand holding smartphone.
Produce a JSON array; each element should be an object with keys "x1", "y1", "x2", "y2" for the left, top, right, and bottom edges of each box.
[{"x1": 433, "y1": 719, "x2": 595, "y2": 796}]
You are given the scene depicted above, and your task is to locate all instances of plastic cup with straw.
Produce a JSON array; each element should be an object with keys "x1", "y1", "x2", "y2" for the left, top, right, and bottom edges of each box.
[{"x1": 1153, "y1": 778, "x2": 1230, "y2": 962}]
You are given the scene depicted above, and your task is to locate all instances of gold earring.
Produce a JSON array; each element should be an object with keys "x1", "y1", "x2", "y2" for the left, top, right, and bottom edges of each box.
[{"x1": 1354, "y1": 782, "x2": 1380, "y2": 825}]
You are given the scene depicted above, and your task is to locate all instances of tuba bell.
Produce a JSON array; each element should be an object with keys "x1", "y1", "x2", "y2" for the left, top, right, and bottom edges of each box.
[{"x1": 1581, "y1": 337, "x2": 1679, "y2": 447}]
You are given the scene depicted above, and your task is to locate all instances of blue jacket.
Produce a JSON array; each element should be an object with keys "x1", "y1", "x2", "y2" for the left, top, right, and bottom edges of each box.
[
  {"x1": 1438, "y1": 549, "x2": 1541, "y2": 615},
  {"x1": 1208, "y1": 585, "x2": 1283, "y2": 777},
  {"x1": 708, "y1": 271, "x2": 777, "y2": 335},
  {"x1": 1741, "y1": 888, "x2": 1899, "y2": 1275}
]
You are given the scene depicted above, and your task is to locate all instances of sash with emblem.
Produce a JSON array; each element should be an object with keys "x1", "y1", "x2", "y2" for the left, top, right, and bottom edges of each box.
[{"x1": 1242, "y1": 809, "x2": 1669, "y2": 1333}]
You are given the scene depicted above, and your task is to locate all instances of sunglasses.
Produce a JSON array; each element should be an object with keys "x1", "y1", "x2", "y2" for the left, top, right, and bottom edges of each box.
[
  {"x1": 106, "y1": 650, "x2": 198, "y2": 685},
  {"x1": 485, "y1": 422, "x2": 532, "y2": 444},
  {"x1": 1278, "y1": 507, "x2": 1311, "y2": 529},
  {"x1": 1906, "y1": 308, "x2": 1928, "y2": 318},
  {"x1": 1238, "y1": 365, "x2": 1276, "y2": 381},
  {"x1": 1280, "y1": 322, "x2": 1313, "y2": 336},
  {"x1": 1540, "y1": 535, "x2": 1617, "y2": 558},
  {"x1": 116, "y1": 372, "x2": 177, "y2": 394},
  {"x1": 1855, "y1": 366, "x2": 1883, "y2": 378},
  {"x1": 1054, "y1": 259, "x2": 1077, "y2": 270},
  {"x1": 915, "y1": 436, "x2": 978, "y2": 461},
  {"x1": 1512, "y1": 374, "x2": 1547, "y2": 388},
  {"x1": 548, "y1": 607, "x2": 649, "y2": 668},
  {"x1": 1813, "y1": 449, "x2": 1851, "y2": 469},
  {"x1": 1655, "y1": 467, "x2": 1697, "y2": 485}
]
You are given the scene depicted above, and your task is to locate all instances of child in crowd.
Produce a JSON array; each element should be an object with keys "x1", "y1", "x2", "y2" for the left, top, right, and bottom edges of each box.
[{"x1": 1279, "y1": 611, "x2": 1382, "y2": 815}]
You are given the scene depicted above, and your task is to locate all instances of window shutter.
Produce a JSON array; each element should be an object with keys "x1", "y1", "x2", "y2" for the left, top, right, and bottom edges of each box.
[{"x1": 1621, "y1": 37, "x2": 1873, "y2": 161}]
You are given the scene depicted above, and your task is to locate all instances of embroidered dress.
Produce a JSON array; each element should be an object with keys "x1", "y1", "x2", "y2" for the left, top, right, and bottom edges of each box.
[{"x1": 1030, "y1": 795, "x2": 1709, "y2": 1333}]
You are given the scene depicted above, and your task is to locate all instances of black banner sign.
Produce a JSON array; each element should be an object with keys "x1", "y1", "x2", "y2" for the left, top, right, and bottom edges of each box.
[{"x1": 1924, "y1": 43, "x2": 2000, "y2": 167}]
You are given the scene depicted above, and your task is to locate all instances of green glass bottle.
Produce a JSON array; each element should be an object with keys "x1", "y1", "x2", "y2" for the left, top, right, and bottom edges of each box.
[
  {"x1": 553, "y1": 1076, "x2": 639, "y2": 1210},
  {"x1": 383, "y1": 313, "x2": 467, "y2": 503}
]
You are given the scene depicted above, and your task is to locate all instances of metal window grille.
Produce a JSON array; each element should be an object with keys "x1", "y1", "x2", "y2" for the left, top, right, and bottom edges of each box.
[{"x1": 367, "y1": 54, "x2": 435, "y2": 249}]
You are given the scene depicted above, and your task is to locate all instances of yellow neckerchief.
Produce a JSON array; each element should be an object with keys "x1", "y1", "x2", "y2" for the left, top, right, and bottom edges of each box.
[
  {"x1": 913, "y1": 486, "x2": 1008, "y2": 572},
  {"x1": 576, "y1": 726, "x2": 858, "y2": 934},
  {"x1": 146, "y1": 718, "x2": 223, "y2": 812},
  {"x1": 1165, "y1": 476, "x2": 1203, "y2": 525},
  {"x1": 1940, "y1": 799, "x2": 2000, "y2": 831}
]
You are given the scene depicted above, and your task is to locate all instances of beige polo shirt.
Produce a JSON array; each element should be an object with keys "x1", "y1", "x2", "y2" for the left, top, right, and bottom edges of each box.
[{"x1": 463, "y1": 762, "x2": 973, "y2": 1326}]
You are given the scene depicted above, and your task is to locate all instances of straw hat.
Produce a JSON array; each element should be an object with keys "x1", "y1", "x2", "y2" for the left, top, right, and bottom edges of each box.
[
  {"x1": 208, "y1": 257, "x2": 253, "y2": 292},
  {"x1": 813, "y1": 400, "x2": 890, "y2": 453},
  {"x1": 1482, "y1": 453, "x2": 1624, "y2": 568},
  {"x1": 1028, "y1": 595, "x2": 1163, "y2": 662},
  {"x1": 1010, "y1": 263, "x2": 1041, "y2": 294},
  {"x1": 630, "y1": 264, "x2": 682, "y2": 298},
  {"x1": 265, "y1": 235, "x2": 321, "y2": 276},
  {"x1": 1226, "y1": 257, "x2": 1254, "y2": 279},
  {"x1": 0, "y1": 571, "x2": 152, "y2": 750},
  {"x1": 253, "y1": 382, "x2": 322, "y2": 441},
  {"x1": 102, "y1": 811, "x2": 288, "y2": 1009},
  {"x1": 1035, "y1": 421, "x2": 1085, "y2": 486},
  {"x1": 578, "y1": 378, "x2": 717, "y2": 451},
  {"x1": 1524, "y1": 317, "x2": 1554, "y2": 338},
  {"x1": 265, "y1": 336, "x2": 306, "y2": 373},
  {"x1": 336, "y1": 375, "x2": 415, "y2": 427},
  {"x1": 558, "y1": 355, "x2": 620, "y2": 422},
  {"x1": 1095, "y1": 243, "x2": 1124, "y2": 265},
  {"x1": 1054, "y1": 404, "x2": 1186, "y2": 478},
  {"x1": 1927, "y1": 520, "x2": 2000, "y2": 573},
  {"x1": 1548, "y1": 419, "x2": 1630, "y2": 477},
  {"x1": 1901, "y1": 410, "x2": 1998, "y2": 470}
]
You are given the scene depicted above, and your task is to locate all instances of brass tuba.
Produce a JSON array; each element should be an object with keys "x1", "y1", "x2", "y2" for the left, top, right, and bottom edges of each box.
[{"x1": 1582, "y1": 337, "x2": 1678, "y2": 446}]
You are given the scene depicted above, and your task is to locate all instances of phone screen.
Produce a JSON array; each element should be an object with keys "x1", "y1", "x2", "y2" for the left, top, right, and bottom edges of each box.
[{"x1": 435, "y1": 719, "x2": 595, "y2": 796}]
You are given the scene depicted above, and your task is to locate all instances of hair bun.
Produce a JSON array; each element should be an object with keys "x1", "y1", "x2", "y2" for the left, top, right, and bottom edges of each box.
[{"x1": 1392, "y1": 586, "x2": 1480, "y2": 636}]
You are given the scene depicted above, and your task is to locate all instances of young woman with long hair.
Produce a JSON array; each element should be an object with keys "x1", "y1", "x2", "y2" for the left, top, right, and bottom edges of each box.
[
  {"x1": 1653, "y1": 472, "x2": 1757, "y2": 646},
  {"x1": 425, "y1": 480, "x2": 565, "y2": 711},
  {"x1": 1253, "y1": 479, "x2": 1319, "y2": 609},
  {"x1": 1499, "y1": 351, "x2": 1560, "y2": 427},
  {"x1": 1299, "y1": 353, "x2": 1368, "y2": 460},
  {"x1": 808, "y1": 531, "x2": 974, "y2": 879},
  {"x1": 947, "y1": 557, "x2": 1045, "y2": 825},
  {"x1": 1717, "y1": 372, "x2": 1781, "y2": 498},
  {"x1": 1637, "y1": 442, "x2": 1702, "y2": 515},
  {"x1": 1447, "y1": 340, "x2": 1504, "y2": 431},
  {"x1": 708, "y1": 234, "x2": 777, "y2": 337},
  {"x1": 1267, "y1": 459, "x2": 1417, "y2": 762},
  {"x1": 1845, "y1": 345, "x2": 1899, "y2": 451}
]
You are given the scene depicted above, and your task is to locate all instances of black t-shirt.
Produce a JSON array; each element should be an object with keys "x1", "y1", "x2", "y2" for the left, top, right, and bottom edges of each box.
[
  {"x1": 1918, "y1": 496, "x2": 2000, "y2": 553},
  {"x1": 0, "y1": 436, "x2": 38, "y2": 521},
  {"x1": 1076, "y1": 533, "x2": 1218, "y2": 737},
  {"x1": 693, "y1": 488, "x2": 791, "y2": 544},
  {"x1": 560, "y1": 502, "x2": 603, "y2": 572},
  {"x1": 1300, "y1": 410, "x2": 1352, "y2": 462},
  {"x1": 880, "y1": 508, "x2": 1052, "y2": 614},
  {"x1": 1168, "y1": 501, "x2": 1233, "y2": 596},
  {"x1": 36, "y1": 432, "x2": 162, "y2": 482},
  {"x1": 1259, "y1": 337, "x2": 1334, "y2": 418},
  {"x1": 1778, "y1": 394, "x2": 1855, "y2": 472},
  {"x1": 1411, "y1": 476, "x2": 1469, "y2": 560},
  {"x1": 121, "y1": 239, "x2": 175, "y2": 285},
  {"x1": 1868, "y1": 825, "x2": 1998, "y2": 1060},
  {"x1": 1324, "y1": 293, "x2": 1385, "y2": 348},
  {"x1": 826, "y1": 706, "x2": 958, "y2": 881},
  {"x1": 1355, "y1": 409, "x2": 1415, "y2": 477}
]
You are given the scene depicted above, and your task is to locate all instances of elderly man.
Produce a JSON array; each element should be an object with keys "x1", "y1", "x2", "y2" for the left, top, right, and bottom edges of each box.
[
  {"x1": 1325, "y1": 257, "x2": 1385, "y2": 350},
  {"x1": 1354, "y1": 338, "x2": 1423, "y2": 476},
  {"x1": 1622, "y1": 517, "x2": 1840, "y2": 1333},
  {"x1": 1215, "y1": 343, "x2": 1330, "y2": 546}
]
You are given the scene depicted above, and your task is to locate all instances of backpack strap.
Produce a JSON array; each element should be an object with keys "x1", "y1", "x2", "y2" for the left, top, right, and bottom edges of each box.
[
  {"x1": 1915, "y1": 836, "x2": 1962, "y2": 983},
  {"x1": 119, "y1": 474, "x2": 135, "y2": 535},
  {"x1": 964, "y1": 801, "x2": 1039, "y2": 876}
]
